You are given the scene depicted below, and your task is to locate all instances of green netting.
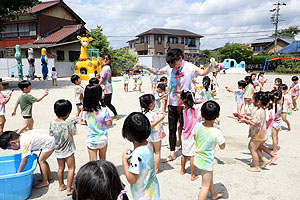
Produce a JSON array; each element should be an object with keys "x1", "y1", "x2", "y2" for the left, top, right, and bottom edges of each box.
[{"x1": 87, "y1": 49, "x2": 100, "y2": 60}]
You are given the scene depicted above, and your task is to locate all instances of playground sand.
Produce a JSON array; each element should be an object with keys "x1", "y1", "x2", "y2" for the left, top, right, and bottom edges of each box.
[{"x1": 0, "y1": 73, "x2": 300, "y2": 200}]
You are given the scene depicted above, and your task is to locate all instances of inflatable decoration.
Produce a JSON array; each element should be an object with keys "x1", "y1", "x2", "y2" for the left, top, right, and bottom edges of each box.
[
  {"x1": 14, "y1": 45, "x2": 23, "y2": 81},
  {"x1": 221, "y1": 58, "x2": 246, "y2": 74},
  {"x1": 74, "y1": 35, "x2": 102, "y2": 81},
  {"x1": 27, "y1": 48, "x2": 35, "y2": 80},
  {"x1": 41, "y1": 48, "x2": 48, "y2": 80}
]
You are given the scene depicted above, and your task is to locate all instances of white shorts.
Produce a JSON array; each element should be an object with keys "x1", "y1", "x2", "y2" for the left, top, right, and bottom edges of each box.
[
  {"x1": 273, "y1": 121, "x2": 281, "y2": 130},
  {"x1": 87, "y1": 140, "x2": 108, "y2": 149},
  {"x1": 181, "y1": 135, "x2": 195, "y2": 157}
]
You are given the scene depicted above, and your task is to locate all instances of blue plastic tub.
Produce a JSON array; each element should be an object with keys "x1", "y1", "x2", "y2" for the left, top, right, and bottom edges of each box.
[{"x1": 0, "y1": 153, "x2": 38, "y2": 200}]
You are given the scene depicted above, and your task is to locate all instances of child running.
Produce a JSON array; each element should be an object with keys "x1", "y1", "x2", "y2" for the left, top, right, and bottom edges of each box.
[
  {"x1": 82, "y1": 84, "x2": 112, "y2": 161},
  {"x1": 122, "y1": 112, "x2": 160, "y2": 200},
  {"x1": 226, "y1": 80, "x2": 246, "y2": 116},
  {"x1": 192, "y1": 101, "x2": 225, "y2": 200},
  {"x1": 240, "y1": 92, "x2": 271, "y2": 172},
  {"x1": 123, "y1": 70, "x2": 130, "y2": 92},
  {"x1": 243, "y1": 76, "x2": 254, "y2": 117},
  {"x1": 279, "y1": 84, "x2": 292, "y2": 131},
  {"x1": 271, "y1": 89, "x2": 283, "y2": 154},
  {"x1": 289, "y1": 76, "x2": 299, "y2": 111},
  {"x1": 12, "y1": 80, "x2": 48, "y2": 134},
  {"x1": 49, "y1": 99, "x2": 77, "y2": 196},
  {"x1": 139, "y1": 94, "x2": 166, "y2": 173},
  {"x1": 0, "y1": 78, "x2": 12, "y2": 133},
  {"x1": 180, "y1": 90, "x2": 201, "y2": 181}
]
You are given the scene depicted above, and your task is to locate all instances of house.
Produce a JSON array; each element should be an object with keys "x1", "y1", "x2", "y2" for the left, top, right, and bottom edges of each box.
[
  {"x1": 128, "y1": 28, "x2": 203, "y2": 55},
  {"x1": 0, "y1": 0, "x2": 87, "y2": 77},
  {"x1": 251, "y1": 36, "x2": 294, "y2": 55}
]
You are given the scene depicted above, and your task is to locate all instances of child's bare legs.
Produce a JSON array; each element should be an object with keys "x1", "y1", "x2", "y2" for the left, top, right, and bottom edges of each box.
[
  {"x1": 281, "y1": 113, "x2": 291, "y2": 131},
  {"x1": 180, "y1": 155, "x2": 187, "y2": 175},
  {"x1": 17, "y1": 118, "x2": 33, "y2": 134},
  {"x1": 244, "y1": 99, "x2": 248, "y2": 116},
  {"x1": 54, "y1": 78, "x2": 57, "y2": 86},
  {"x1": 190, "y1": 156, "x2": 198, "y2": 181},
  {"x1": 259, "y1": 143, "x2": 278, "y2": 163},
  {"x1": 292, "y1": 96, "x2": 298, "y2": 110},
  {"x1": 249, "y1": 100, "x2": 253, "y2": 117},
  {"x1": 237, "y1": 104, "x2": 243, "y2": 115},
  {"x1": 57, "y1": 158, "x2": 67, "y2": 191},
  {"x1": 198, "y1": 170, "x2": 223, "y2": 200},
  {"x1": 162, "y1": 99, "x2": 167, "y2": 112},
  {"x1": 248, "y1": 140, "x2": 261, "y2": 172},
  {"x1": 151, "y1": 141, "x2": 162, "y2": 173},
  {"x1": 65, "y1": 154, "x2": 75, "y2": 195},
  {"x1": 256, "y1": 142, "x2": 271, "y2": 168},
  {"x1": 0, "y1": 115, "x2": 6, "y2": 134},
  {"x1": 138, "y1": 84, "x2": 142, "y2": 93},
  {"x1": 272, "y1": 128, "x2": 279, "y2": 154},
  {"x1": 28, "y1": 118, "x2": 34, "y2": 130},
  {"x1": 35, "y1": 149, "x2": 54, "y2": 188},
  {"x1": 177, "y1": 123, "x2": 182, "y2": 149},
  {"x1": 133, "y1": 83, "x2": 137, "y2": 91},
  {"x1": 76, "y1": 105, "x2": 83, "y2": 117},
  {"x1": 99, "y1": 144, "x2": 108, "y2": 160},
  {"x1": 124, "y1": 84, "x2": 128, "y2": 92},
  {"x1": 87, "y1": 147, "x2": 98, "y2": 161},
  {"x1": 52, "y1": 78, "x2": 54, "y2": 86}
]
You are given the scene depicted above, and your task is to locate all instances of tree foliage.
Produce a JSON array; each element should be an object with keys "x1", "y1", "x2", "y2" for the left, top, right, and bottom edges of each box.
[
  {"x1": 0, "y1": 0, "x2": 39, "y2": 31},
  {"x1": 218, "y1": 43, "x2": 253, "y2": 63},
  {"x1": 272, "y1": 26, "x2": 300, "y2": 37},
  {"x1": 110, "y1": 48, "x2": 137, "y2": 76},
  {"x1": 87, "y1": 26, "x2": 111, "y2": 56}
]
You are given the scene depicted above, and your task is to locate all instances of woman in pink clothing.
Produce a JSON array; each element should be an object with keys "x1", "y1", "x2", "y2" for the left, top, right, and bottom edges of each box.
[{"x1": 180, "y1": 90, "x2": 201, "y2": 181}]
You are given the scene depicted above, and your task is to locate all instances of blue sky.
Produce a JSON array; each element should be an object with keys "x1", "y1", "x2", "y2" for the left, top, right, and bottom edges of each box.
[{"x1": 50, "y1": 0, "x2": 300, "y2": 49}]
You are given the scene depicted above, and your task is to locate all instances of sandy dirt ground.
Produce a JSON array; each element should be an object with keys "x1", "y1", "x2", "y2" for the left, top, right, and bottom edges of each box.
[{"x1": 1, "y1": 72, "x2": 300, "y2": 200}]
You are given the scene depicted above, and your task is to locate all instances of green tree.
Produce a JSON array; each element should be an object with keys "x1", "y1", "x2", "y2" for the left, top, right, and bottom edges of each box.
[
  {"x1": 272, "y1": 26, "x2": 300, "y2": 37},
  {"x1": 87, "y1": 26, "x2": 111, "y2": 56},
  {"x1": 218, "y1": 43, "x2": 253, "y2": 63},
  {"x1": 110, "y1": 48, "x2": 137, "y2": 76}
]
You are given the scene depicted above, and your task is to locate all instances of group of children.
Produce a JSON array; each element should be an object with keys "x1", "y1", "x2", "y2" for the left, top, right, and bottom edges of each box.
[{"x1": 122, "y1": 70, "x2": 143, "y2": 93}]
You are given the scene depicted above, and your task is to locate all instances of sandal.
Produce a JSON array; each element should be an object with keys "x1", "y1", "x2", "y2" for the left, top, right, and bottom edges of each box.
[{"x1": 163, "y1": 155, "x2": 176, "y2": 163}]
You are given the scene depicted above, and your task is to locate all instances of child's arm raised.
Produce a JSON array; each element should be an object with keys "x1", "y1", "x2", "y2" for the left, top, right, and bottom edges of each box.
[
  {"x1": 17, "y1": 156, "x2": 28, "y2": 173},
  {"x1": 36, "y1": 91, "x2": 48, "y2": 102},
  {"x1": 122, "y1": 150, "x2": 139, "y2": 184}
]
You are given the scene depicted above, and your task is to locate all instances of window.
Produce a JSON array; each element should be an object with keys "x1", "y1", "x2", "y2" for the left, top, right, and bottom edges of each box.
[
  {"x1": 129, "y1": 43, "x2": 133, "y2": 48},
  {"x1": 69, "y1": 51, "x2": 80, "y2": 62},
  {"x1": 157, "y1": 36, "x2": 162, "y2": 44},
  {"x1": 0, "y1": 23, "x2": 36, "y2": 38},
  {"x1": 188, "y1": 38, "x2": 196, "y2": 47},
  {"x1": 254, "y1": 46, "x2": 263, "y2": 52},
  {"x1": 181, "y1": 37, "x2": 184, "y2": 44},
  {"x1": 57, "y1": 51, "x2": 64, "y2": 61},
  {"x1": 168, "y1": 37, "x2": 178, "y2": 44},
  {"x1": 146, "y1": 36, "x2": 148, "y2": 44},
  {"x1": 140, "y1": 37, "x2": 145, "y2": 43}
]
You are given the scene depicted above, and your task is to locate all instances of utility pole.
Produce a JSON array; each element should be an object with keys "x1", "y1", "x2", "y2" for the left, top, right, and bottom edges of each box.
[{"x1": 270, "y1": 1, "x2": 286, "y2": 54}]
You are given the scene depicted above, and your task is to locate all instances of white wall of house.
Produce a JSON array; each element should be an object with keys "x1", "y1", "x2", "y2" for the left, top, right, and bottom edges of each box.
[{"x1": 138, "y1": 55, "x2": 166, "y2": 69}]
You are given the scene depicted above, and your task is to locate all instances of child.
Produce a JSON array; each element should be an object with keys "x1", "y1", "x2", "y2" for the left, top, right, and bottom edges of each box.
[
  {"x1": 257, "y1": 72, "x2": 266, "y2": 91},
  {"x1": 150, "y1": 73, "x2": 158, "y2": 92},
  {"x1": 122, "y1": 112, "x2": 160, "y2": 200},
  {"x1": 12, "y1": 80, "x2": 48, "y2": 134},
  {"x1": 132, "y1": 71, "x2": 138, "y2": 91},
  {"x1": 192, "y1": 101, "x2": 225, "y2": 200},
  {"x1": 273, "y1": 78, "x2": 282, "y2": 90},
  {"x1": 136, "y1": 70, "x2": 143, "y2": 93},
  {"x1": 271, "y1": 89, "x2": 283, "y2": 154},
  {"x1": 226, "y1": 80, "x2": 246, "y2": 116},
  {"x1": 153, "y1": 83, "x2": 166, "y2": 112},
  {"x1": 211, "y1": 71, "x2": 219, "y2": 95},
  {"x1": 0, "y1": 78, "x2": 12, "y2": 133},
  {"x1": 51, "y1": 66, "x2": 58, "y2": 86},
  {"x1": 159, "y1": 76, "x2": 168, "y2": 113},
  {"x1": 199, "y1": 76, "x2": 214, "y2": 101},
  {"x1": 0, "y1": 129, "x2": 55, "y2": 188},
  {"x1": 251, "y1": 73, "x2": 260, "y2": 92},
  {"x1": 72, "y1": 160, "x2": 129, "y2": 200},
  {"x1": 279, "y1": 84, "x2": 292, "y2": 131},
  {"x1": 240, "y1": 92, "x2": 271, "y2": 172},
  {"x1": 70, "y1": 75, "x2": 84, "y2": 123},
  {"x1": 49, "y1": 99, "x2": 77, "y2": 196},
  {"x1": 289, "y1": 76, "x2": 300, "y2": 111},
  {"x1": 243, "y1": 76, "x2": 254, "y2": 117},
  {"x1": 123, "y1": 70, "x2": 130, "y2": 92},
  {"x1": 139, "y1": 94, "x2": 166, "y2": 173},
  {"x1": 82, "y1": 84, "x2": 112, "y2": 161},
  {"x1": 180, "y1": 90, "x2": 201, "y2": 181}
]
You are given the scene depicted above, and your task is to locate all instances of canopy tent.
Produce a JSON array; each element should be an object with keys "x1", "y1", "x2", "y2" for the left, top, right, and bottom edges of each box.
[
  {"x1": 263, "y1": 57, "x2": 300, "y2": 72},
  {"x1": 276, "y1": 41, "x2": 300, "y2": 54}
]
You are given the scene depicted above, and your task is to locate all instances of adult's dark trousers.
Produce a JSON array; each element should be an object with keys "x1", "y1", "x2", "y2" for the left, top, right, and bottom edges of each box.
[
  {"x1": 168, "y1": 105, "x2": 183, "y2": 151},
  {"x1": 104, "y1": 93, "x2": 118, "y2": 116}
]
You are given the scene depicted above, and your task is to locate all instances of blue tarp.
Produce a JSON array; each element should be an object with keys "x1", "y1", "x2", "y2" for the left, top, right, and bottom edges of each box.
[{"x1": 277, "y1": 41, "x2": 300, "y2": 53}]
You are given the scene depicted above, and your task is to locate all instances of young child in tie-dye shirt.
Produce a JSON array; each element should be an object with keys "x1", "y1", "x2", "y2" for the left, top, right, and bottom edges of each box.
[
  {"x1": 226, "y1": 80, "x2": 246, "y2": 116},
  {"x1": 180, "y1": 90, "x2": 201, "y2": 181},
  {"x1": 279, "y1": 84, "x2": 292, "y2": 131},
  {"x1": 122, "y1": 112, "x2": 160, "y2": 200},
  {"x1": 140, "y1": 94, "x2": 165, "y2": 174},
  {"x1": 192, "y1": 101, "x2": 225, "y2": 200},
  {"x1": 289, "y1": 76, "x2": 300, "y2": 111},
  {"x1": 82, "y1": 84, "x2": 112, "y2": 161}
]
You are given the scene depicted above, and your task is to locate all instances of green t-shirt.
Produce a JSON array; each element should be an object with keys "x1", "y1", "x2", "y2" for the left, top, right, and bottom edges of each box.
[{"x1": 17, "y1": 94, "x2": 37, "y2": 117}]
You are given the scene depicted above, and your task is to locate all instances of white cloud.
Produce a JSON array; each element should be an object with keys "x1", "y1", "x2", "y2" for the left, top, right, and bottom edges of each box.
[{"x1": 48, "y1": 0, "x2": 300, "y2": 49}]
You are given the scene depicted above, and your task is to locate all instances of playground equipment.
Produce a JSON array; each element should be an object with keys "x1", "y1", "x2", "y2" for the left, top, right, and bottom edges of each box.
[
  {"x1": 41, "y1": 48, "x2": 48, "y2": 80},
  {"x1": 74, "y1": 36, "x2": 102, "y2": 81},
  {"x1": 221, "y1": 58, "x2": 246, "y2": 74},
  {"x1": 14, "y1": 45, "x2": 23, "y2": 81},
  {"x1": 27, "y1": 48, "x2": 35, "y2": 80},
  {"x1": 263, "y1": 57, "x2": 300, "y2": 72}
]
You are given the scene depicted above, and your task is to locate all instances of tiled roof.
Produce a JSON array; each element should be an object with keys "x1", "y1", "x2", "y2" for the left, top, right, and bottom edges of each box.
[
  {"x1": 251, "y1": 36, "x2": 294, "y2": 45},
  {"x1": 5, "y1": 40, "x2": 80, "y2": 49},
  {"x1": 28, "y1": 0, "x2": 60, "y2": 13},
  {"x1": 136, "y1": 28, "x2": 203, "y2": 38},
  {"x1": 34, "y1": 24, "x2": 83, "y2": 44}
]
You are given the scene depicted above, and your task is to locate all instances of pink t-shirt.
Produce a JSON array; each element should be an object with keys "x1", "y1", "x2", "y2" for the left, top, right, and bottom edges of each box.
[{"x1": 182, "y1": 107, "x2": 201, "y2": 140}]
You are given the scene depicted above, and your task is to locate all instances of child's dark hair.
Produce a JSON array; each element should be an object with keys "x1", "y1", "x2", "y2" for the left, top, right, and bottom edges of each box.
[
  {"x1": 0, "y1": 131, "x2": 19, "y2": 149},
  {"x1": 271, "y1": 89, "x2": 282, "y2": 114},
  {"x1": 253, "y1": 92, "x2": 270, "y2": 107},
  {"x1": 292, "y1": 76, "x2": 299, "y2": 82},
  {"x1": 244, "y1": 76, "x2": 253, "y2": 85},
  {"x1": 238, "y1": 80, "x2": 247, "y2": 88},
  {"x1": 89, "y1": 77, "x2": 99, "y2": 85},
  {"x1": 18, "y1": 80, "x2": 31, "y2": 91},
  {"x1": 258, "y1": 72, "x2": 264, "y2": 78},
  {"x1": 279, "y1": 84, "x2": 288, "y2": 90},
  {"x1": 71, "y1": 74, "x2": 80, "y2": 84},
  {"x1": 275, "y1": 78, "x2": 282, "y2": 85},
  {"x1": 265, "y1": 91, "x2": 274, "y2": 110},
  {"x1": 72, "y1": 160, "x2": 128, "y2": 200},
  {"x1": 122, "y1": 112, "x2": 150, "y2": 143},
  {"x1": 139, "y1": 94, "x2": 155, "y2": 113},
  {"x1": 103, "y1": 54, "x2": 111, "y2": 61},
  {"x1": 180, "y1": 90, "x2": 195, "y2": 109},
  {"x1": 157, "y1": 83, "x2": 166, "y2": 91},
  {"x1": 126, "y1": 69, "x2": 130, "y2": 74},
  {"x1": 54, "y1": 99, "x2": 72, "y2": 118},
  {"x1": 201, "y1": 101, "x2": 220, "y2": 120},
  {"x1": 202, "y1": 76, "x2": 211, "y2": 91},
  {"x1": 160, "y1": 76, "x2": 167, "y2": 83},
  {"x1": 83, "y1": 84, "x2": 102, "y2": 112},
  {"x1": 212, "y1": 71, "x2": 218, "y2": 76},
  {"x1": 166, "y1": 48, "x2": 184, "y2": 65},
  {"x1": 250, "y1": 73, "x2": 256, "y2": 79},
  {"x1": 52, "y1": 67, "x2": 56, "y2": 71}
]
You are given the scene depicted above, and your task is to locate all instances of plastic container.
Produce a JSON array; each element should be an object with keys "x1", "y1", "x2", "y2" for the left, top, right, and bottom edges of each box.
[{"x1": 0, "y1": 153, "x2": 38, "y2": 200}]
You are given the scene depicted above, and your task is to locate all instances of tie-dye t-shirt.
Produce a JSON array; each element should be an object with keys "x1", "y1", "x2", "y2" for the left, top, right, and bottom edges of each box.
[
  {"x1": 159, "y1": 61, "x2": 198, "y2": 106},
  {"x1": 20, "y1": 129, "x2": 55, "y2": 159},
  {"x1": 199, "y1": 88, "x2": 213, "y2": 101},
  {"x1": 82, "y1": 107, "x2": 111, "y2": 147},
  {"x1": 282, "y1": 94, "x2": 292, "y2": 113},
  {"x1": 123, "y1": 74, "x2": 129, "y2": 84},
  {"x1": 244, "y1": 84, "x2": 254, "y2": 98},
  {"x1": 100, "y1": 65, "x2": 113, "y2": 94},
  {"x1": 233, "y1": 89, "x2": 244, "y2": 105},
  {"x1": 192, "y1": 123, "x2": 225, "y2": 171},
  {"x1": 74, "y1": 85, "x2": 84, "y2": 104},
  {"x1": 248, "y1": 108, "x2": 266, "y2": 141},
  {"x1": 145, "y1": 111, "x2": 166, "y2": 142},
  {"x1": 137, "y1": 74, "x2": 143, "y2": 85},
  {"x1": 153, "y1": 91, "x2": 162, "y2": 112},
  {"x1": 49, "y1": 120, "x2": 77, "y2": 159},
  {"x1": 182, "y1": 107, "x2": 201, "y2": 140},
  {"x1": 128, "y1": 144, "x2": 160, "y2": 200},
  {"x1": 266, "y1": 109, "x2": 275, "y2": 138},
  {"x1": 0, "y1": 92, "x2": 6, "y2": 115},
  {"x1": 290, "y1": 83, "x2": 300, "y2": 96}
]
